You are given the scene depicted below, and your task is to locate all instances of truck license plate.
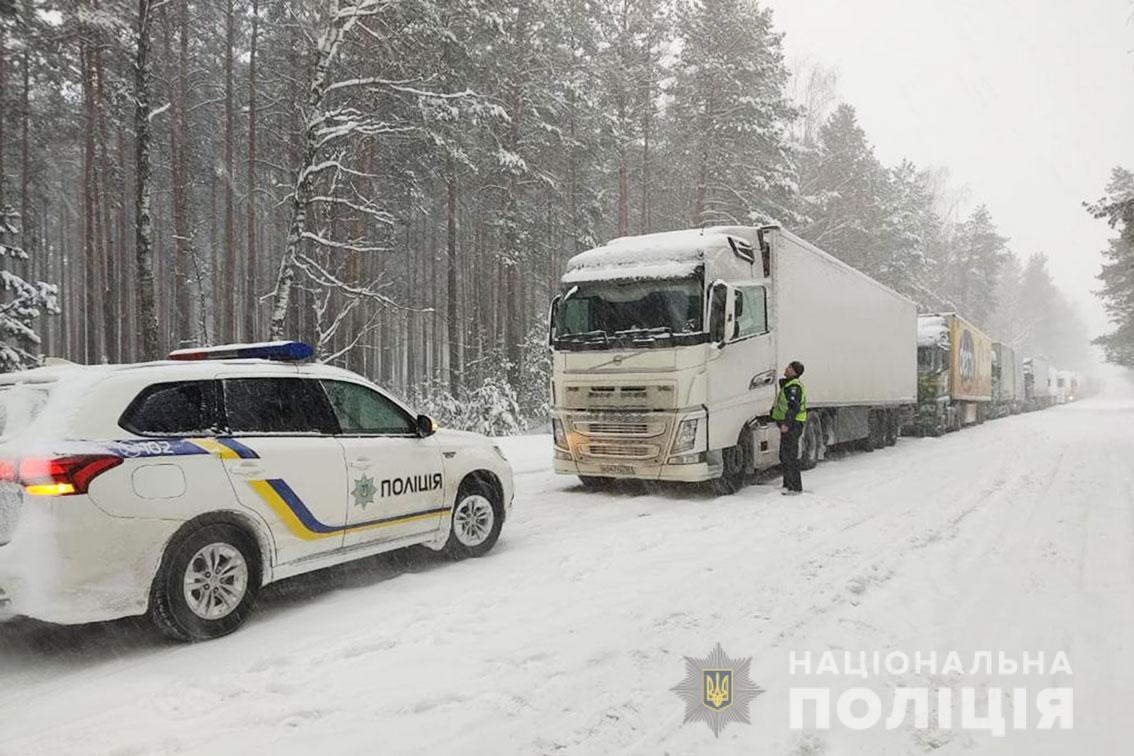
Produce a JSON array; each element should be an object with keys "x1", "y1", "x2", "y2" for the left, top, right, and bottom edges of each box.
[{"x1": 600, "y1": 464, "x2": 635, "y2": 475}]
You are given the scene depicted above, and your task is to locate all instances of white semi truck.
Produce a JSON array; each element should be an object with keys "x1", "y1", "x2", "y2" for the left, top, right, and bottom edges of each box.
[
  {"x1": 548, "y1": 225, "x2": 917, "y2": 492},
  {"x1": 1023, "y1": 355, "x2": 1054, "y2": 411}
]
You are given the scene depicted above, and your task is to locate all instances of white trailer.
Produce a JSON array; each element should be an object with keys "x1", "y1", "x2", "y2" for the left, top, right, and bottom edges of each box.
[
  {"x1": 991, "y1": 342, "x2": 1025, "y2": 417},
  {"x1": 1023, "y1": 355, "x2": 1054, "y2": 410},
  {"x1": 548, "y1": 225, "x2": 917, "y2": 492}
]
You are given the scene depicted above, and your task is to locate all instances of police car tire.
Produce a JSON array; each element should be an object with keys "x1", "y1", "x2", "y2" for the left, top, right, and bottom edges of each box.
[
  {"x1": 442, "y1": 478, "x2": 504, "y2": 560},
  {"x1": 149, "y1": 522, "x2": 262, "y2": 642}
]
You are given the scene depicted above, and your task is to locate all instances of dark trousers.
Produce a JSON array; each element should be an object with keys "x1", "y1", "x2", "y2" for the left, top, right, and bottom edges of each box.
[{"x1": 779, "y1": 421, "x2": 803, "y2": 492}]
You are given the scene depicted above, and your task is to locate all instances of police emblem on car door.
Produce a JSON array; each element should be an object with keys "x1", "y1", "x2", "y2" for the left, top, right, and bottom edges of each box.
[{"x1": 323, "y1": 380, "x2": 448, "y2": 547}]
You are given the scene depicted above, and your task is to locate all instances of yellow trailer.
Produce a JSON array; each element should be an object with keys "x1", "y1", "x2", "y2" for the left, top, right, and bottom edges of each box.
[
  {"x1": 914, "y1": 313, "x2": 993, "y2": 434},
  {"x1": 947, "y1": 313, "x2": 993, "y2": 403}
]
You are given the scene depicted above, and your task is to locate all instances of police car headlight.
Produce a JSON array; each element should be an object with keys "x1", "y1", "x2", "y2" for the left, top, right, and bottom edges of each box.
[
  {"x1": 671, "y1": 418, "x2": 699, "y2": 454},
  {"x1": 552, "y1": 418, "x2": 569, "y2": 450}
]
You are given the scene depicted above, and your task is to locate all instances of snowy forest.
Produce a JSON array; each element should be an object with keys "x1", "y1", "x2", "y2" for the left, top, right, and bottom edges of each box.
[{"x1": 0, "y1": 0, "x2": 1107, "y2": 430}]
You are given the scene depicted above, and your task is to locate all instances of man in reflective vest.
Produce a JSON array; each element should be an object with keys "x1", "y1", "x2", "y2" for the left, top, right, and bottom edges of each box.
[{"x1": 771, "y1": 360, "x2": 807, "y2": 495}]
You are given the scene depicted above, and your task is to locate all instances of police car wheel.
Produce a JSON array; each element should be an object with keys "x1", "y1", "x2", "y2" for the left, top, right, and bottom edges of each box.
[
  {"x1": 443, "y1": 479, "x2": 503, "y2": 559},
  {"x1": 150, "y1": 522, "x2": 262, "y2": 642}
]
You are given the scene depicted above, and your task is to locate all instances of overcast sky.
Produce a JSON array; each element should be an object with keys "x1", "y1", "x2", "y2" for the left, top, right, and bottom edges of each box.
[{"x1": 763, "y1": 0, "x2": 1134, "y2": 333}]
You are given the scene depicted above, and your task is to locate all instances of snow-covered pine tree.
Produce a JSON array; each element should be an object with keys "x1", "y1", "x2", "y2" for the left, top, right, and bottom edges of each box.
[
  {"x1": 876, "y1": 160, "x2": 938, "y2": 300},
  {"x1": 944, "y1": 205, "x2": 1009, "y2": 328},
  {"x1": 667, "y1": 0, "x2": 797, "y2": 227},
  {"x1": 798, "y1": 103, "x2": 889, "y2": 275},
  {"x1": 1086, "y1": 167, "x2": 1134, "y2": 366},
  {"x1": 595, "y1": 0, "x2": 672, "y2": 238},
  {"x1": 0, "y1": 208, "x2": 59, "y2": 371}
]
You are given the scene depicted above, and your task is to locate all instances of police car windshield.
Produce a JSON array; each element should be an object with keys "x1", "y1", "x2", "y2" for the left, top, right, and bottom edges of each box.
[
  {"x1": 555, "y1": 277, "x2": 703, "y2": 345},
  {"x1": 0, "y1": 383, "x2": 52, "y2": 440}
]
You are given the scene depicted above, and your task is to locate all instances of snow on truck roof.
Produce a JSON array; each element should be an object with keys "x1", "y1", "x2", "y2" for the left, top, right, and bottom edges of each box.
[
  {"x1": 562, "y1": 226, "x2": 760, "y2": 284},
  {"x1": 917, "y1": 314, "x2": 949, "y2": 348}
]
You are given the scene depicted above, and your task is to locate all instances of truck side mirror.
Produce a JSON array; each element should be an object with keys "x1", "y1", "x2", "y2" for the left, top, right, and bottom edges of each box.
[
  {"x1": 709, "y1": 282, "x2": 733, "y2": 346},
  {"x1": 548, "y1": 295, "x2": 561, "y2": 347},
  {"x1": 732, "y1": 290, "x2": 744, "y2": 339}
]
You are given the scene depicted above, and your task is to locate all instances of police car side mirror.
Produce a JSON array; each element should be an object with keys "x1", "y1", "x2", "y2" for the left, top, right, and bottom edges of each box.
[{"x1": 416, "y1": 414, "x2": 437, "y2": 438}]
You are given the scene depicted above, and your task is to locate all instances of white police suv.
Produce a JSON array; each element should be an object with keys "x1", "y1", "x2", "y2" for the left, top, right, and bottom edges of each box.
[{"x1": 0, "y1": 342, "x2": 513, "y2": 640}]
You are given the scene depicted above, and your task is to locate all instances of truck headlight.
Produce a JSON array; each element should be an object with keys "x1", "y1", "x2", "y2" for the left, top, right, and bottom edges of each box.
[
  {"x1": 552, "y1": 418, "x2": 569, "y2": 450},
  {"x1": 671, "y1": 418, "x2": 699, "y2": 454}
]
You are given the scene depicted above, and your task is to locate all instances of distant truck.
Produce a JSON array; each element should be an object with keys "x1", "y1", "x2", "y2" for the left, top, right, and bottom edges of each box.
[
  {"x1": 990, "y1": 342, "x2": 1025, "y2": 418},
  {"x1": 1023, "y1": 355, "x2": 1054, "y2": 411},
  {"x1": 1053, "y1": 370, "x2": 1080, "y2": 404},
  {"x1": 913, "y1": 313, "x2": 993, "y2": 434},
  {"x1": 547, "y1": 225, "x2": 917, "y2": 493}
]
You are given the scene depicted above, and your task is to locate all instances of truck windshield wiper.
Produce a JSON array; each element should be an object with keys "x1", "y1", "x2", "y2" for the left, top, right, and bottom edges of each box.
[
  {"x1": 557, "y1": 330, "x2": 609, "y2": 344},
  {"x1": 612, "y1": 326, "x2": 674, "y2": 340}
]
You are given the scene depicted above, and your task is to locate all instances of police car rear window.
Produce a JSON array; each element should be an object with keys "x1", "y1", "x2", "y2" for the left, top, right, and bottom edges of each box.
[
  {"x1": 120, "y1": 381, "x2": 217, "y2": 436},
  {"x1": 222, "y1": 378, "x2": 339, "y2": 435}
]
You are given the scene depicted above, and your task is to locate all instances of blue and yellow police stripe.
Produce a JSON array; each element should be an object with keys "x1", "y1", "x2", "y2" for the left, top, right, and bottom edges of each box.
[
  {"x1": 108, "y1": 437, "x2": 443, "y2": 540},
  {"x1": 249, "y1": 478, "x2": 448, "y2": 541},
  {"x1": 107, "y1": 437, "x2": 260, "y2": 460},
  {"x1": 185, "y1": 437, "x2": 261, "y2": 460}
]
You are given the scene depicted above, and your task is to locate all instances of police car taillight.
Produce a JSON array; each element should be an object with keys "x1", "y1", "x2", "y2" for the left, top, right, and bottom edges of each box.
[
  {"x1": 19, "y1": 455, "x2": 124, "y2": 496},
  {"x1": 167, "y1": 341, "x2": 314, "y2": 362}
]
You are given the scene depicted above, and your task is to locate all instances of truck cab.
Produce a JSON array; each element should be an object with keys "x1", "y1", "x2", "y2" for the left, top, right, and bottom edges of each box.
[
  {"x1": 548, "y1": 227, "x2": 774, "y2": 490},
  {"x1": 549, "y1": 225, "x2": 916, "y2": 492},
  {"x1": 913, "y1": 313, "x2": 993, "y2": 434}
]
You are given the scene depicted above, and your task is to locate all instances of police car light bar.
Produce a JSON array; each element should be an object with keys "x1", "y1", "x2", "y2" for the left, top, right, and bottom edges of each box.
[{"x1": 168, "y1": 341, "x2": 315, "y2": 362}]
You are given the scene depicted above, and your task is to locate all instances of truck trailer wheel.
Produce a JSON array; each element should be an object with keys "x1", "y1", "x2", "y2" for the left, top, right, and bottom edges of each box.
[
  {"x1": 884, "y1": 410, "x2": 899, "y2": 446},
  {"x1": 862, "y1": 411, "x2": 884, "y2": 451},
  {"x1": 799, "y1": 417, "x2": 823, "y2": 471}
]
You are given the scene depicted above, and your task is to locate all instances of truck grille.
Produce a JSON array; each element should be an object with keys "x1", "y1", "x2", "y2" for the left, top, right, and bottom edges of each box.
[
  {"x1": 580, "y1": 442, "x2": 660, "y2": 460},
  {"x1": 563, "y1": 383, "x2": 676, "y2": 411},
  {"x1": 574, "y1": 420, "x2": 666, "y2": 437}
]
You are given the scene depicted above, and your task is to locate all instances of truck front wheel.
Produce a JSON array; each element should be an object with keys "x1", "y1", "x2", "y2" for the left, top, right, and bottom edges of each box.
[{"x1": 710, "y1": 433, "x2": 751, "y2": 495}]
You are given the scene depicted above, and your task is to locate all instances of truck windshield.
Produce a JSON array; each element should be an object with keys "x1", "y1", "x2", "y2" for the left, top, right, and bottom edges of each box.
[{"x1": 555, "y1": 277, "x2": 704, "y2": 346}]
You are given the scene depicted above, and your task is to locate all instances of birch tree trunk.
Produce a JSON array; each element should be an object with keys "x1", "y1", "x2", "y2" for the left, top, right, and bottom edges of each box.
[{"x1": 268, "y1": 0, "x2": 354, "y2": 340}]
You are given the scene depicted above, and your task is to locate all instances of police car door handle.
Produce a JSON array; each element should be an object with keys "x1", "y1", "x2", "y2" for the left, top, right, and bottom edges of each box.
[
  {"x1": 349, "y1": 457, "x2": 374, "y2": 469},
  {"x1": 229, "y1": 461, "x2": 264, "y2": 478}
]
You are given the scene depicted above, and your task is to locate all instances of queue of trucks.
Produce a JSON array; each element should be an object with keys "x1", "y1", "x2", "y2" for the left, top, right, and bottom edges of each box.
[{"x1": 547, "y1": 224, "x2": 1091, "y2": 491}]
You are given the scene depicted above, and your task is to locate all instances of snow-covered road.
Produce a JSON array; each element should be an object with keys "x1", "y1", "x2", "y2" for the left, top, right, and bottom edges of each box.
[{"x1": 1, "y1": 394, "x2": 1132, "y2": 755}]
